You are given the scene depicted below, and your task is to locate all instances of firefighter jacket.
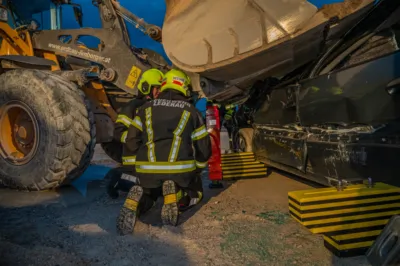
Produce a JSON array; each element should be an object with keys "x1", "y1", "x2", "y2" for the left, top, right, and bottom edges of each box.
[
  {"x1": 114, "y1": 97, "x2": 147, "y2": 166},
  {"x1": 125, "y1": 91, "x2": 212, "y2": 186},
  {"x1": 223, "y1": 104, "x2": 238, "y2": 121}
]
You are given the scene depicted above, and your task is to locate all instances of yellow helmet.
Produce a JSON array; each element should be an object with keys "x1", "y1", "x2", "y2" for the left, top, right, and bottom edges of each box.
[
  {"x1": 137, "y1": 68, "x2": 164, "y2": 95},
  {"x1": 160, "y1": 69, "x2": 191, "y2": 96}
]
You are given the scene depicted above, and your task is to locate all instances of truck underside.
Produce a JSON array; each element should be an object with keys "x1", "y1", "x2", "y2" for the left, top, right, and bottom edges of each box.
[
  {"x1": 234, "y1": 0, "x2": 400, "y2": 188},
  {"x1": 162, "y1": 0, "x2": 376, "y2": 103}
]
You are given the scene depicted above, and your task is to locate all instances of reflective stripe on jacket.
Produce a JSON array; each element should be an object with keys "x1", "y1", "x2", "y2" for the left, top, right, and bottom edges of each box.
[
  {"x1": 125, "y1": 91, "x2": 212, "y2": 177},
  {"x1": 113, "y1": 98, "x2": 147, "y2": 165}
]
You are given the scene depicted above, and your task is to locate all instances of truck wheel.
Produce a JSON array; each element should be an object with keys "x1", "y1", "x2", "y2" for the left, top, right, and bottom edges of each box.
[
  {"x1": 238, "y1": 128, "x2": 253, "y2": 153},
  {"x1": 0, "y1": 69, "x2": 96, "y2": 190},
  {"x1": 101, "y1": 141, "x2": 123, "y2": 163}
]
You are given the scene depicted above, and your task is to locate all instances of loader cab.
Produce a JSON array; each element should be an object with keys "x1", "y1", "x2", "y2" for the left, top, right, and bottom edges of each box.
[
  {"x1": 7, "y1": 0, "x2": 83, "y2": 30},
  {"x1": 1, "y1": 1, "x2": 35, "y2": 28}
]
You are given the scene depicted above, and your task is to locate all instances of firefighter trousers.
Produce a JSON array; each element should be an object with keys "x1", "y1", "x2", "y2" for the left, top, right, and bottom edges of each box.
[
  {"x1": 137, "y1": 170, "x2": 204, "y2": 213},
  {"x1": 106, "y1": 166, "x2": 138, "y2": 199}
]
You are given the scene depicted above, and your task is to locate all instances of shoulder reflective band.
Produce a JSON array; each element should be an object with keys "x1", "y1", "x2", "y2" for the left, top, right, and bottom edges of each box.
[
  {"x1": 136, "y1": 161, "x2": 196, "y2": 174},
  {"x1": 122, "y1": 156, "x2": 136, "y2": 165},
  {"x1": 192, "y1": 125, "x2": 208, "y2": 141},
  {"x1": 195, "y1": 160, "x2": 208, "y2": 168},
  {"x1": 116, "y1": 114, "x2": 133, "y2": 127},
  {"x1": 121, "y1": 130, "x2": 128, "y2": 143},
  {"x1": 132, "y1": 116, "x2": 143, "y2": 131},
  {"x1": 145, "y1": 107, "x2": 156, "y2": 162},
  {"x1": 169, "y1": 110, "x2": 190, "y2": 162}
]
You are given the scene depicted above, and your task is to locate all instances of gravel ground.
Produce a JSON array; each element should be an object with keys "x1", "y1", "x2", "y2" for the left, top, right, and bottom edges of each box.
[{"x1": 0, "y1": 146, "x2": 370, "y2": 266}]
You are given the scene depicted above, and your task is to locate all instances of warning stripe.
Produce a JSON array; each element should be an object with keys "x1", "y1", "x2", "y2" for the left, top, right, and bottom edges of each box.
[
  {"x1": 288, "y1": 195, "x2": 400, "y2": 212},
  {"x1": 173, "y1": 80, "x2": 183, "y2": 86},
  {"x1": 323, "y1": 236, "x2": 371, "y2": 257},
  {"x1": 289, "y1": 192, "x2": 400, "y2": 206},
  {"x1": 329, "y1": 230, "x2": 381, "y2": 245},
  {"x1": 288, "y1": 201, "x2": 400, "y2": 219}
]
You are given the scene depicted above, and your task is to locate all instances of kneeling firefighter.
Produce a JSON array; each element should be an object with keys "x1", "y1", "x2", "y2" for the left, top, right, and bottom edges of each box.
[
  {"x1": 117, "y1": 69, "x2": 212, "y2": 235},
  {"x1": 106, "y1": 68, "x2": 164, "y2": 199}
]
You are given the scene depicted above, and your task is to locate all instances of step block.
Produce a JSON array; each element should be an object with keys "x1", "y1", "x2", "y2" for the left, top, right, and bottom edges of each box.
[
  {"x1": 220, "y1": 152, "x2": 268, "y2": 180},
  {"x1": 323, "y1": 228, "x2": 384, "y2": 257},
  {"x1": 288, "y1": 183, "x2": 400, "y2": 234},
  {"x1": 223, "y1": 171, "x2": 268, "y2": 180},
  {"x1": 221, "y1": 152, "x2": 254, "y2": 158},
  {"x1": 323, "y1": 234, "x2": 373, "y2": 258},
  {"x1": 222, "y1": 154, "x2": 255, "y2": 159},
  {"x1": 288, "y1": 183, "x2": 400, "y2": 257}
]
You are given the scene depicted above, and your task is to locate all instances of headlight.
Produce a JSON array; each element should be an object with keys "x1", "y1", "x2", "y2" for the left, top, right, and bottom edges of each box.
[{"x1": 0, "y1": 7, "x2": 8, "y2": 22}]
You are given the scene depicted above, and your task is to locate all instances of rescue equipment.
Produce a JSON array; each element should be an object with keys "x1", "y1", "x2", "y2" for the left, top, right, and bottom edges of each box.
[
  {"x1": 289, "y1": 182, "x2": 400, "y2": 257},
  {"x1": 206, "y1": 104, "x2": 268, "y2": 188},
  {"x1": 221, "y1": 152, "x2": 267, "y2": 180}
]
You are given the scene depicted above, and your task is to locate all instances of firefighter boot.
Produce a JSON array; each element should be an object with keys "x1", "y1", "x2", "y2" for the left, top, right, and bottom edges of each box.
[
  {"x1": 178, "y1": 190, "x2": 203, "y2": 212},
  {"x1": 117, "y1": 186, "x2": 156, "y2": 235},
  {"x1": 117, "y1": 185, "x2": 144, "y2": 235},
  {"x1": 161, "y1": 180, "x2": 183, "y2": 226}
]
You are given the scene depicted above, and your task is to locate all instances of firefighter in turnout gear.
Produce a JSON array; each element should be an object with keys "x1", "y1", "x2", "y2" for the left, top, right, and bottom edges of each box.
[
  {"x1": 223, "y1": 104, "x2": 239, "y2": 152},
  {"x1": 106, "y1": 69, "x2": 164, "y2": 199},
  {"x1": 117, "y1": 69, "x2": 212, "y2": 235}
]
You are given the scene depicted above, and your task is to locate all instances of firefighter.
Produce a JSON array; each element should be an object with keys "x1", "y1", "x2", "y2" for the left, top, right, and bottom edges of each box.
[
  {"x1": 106, "y1": 68, "x2": 164, "y2": 199},
  {"x1": 117, "y1": 69, "x2": 211, "y2": 235},
  {"x1": 223, "y1": 103, "x2": 239, "y2": 152}
]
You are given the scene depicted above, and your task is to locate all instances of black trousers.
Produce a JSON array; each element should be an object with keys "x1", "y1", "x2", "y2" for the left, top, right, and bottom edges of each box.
[
  {"x1": 106, "y1": 166, "x2": 138, "y2": 198},
  {"x1": 138, "y1": 169, "x2": 203, "y2": 193},
  {"x1": 139, "y1": 171, "x2": 204, "y2": 212},
  {"x1": 223, "y1": 120, "x2": 236, "y2": 150}
]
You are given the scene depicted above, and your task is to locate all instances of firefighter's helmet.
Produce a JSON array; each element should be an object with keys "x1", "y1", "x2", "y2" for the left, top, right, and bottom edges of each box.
[
  {"x1": 137, "y1": 68, "x2": 164, "y2": 95},
  {"x1": 160, "y1": 69, "x2": 191, "y2": 96}
]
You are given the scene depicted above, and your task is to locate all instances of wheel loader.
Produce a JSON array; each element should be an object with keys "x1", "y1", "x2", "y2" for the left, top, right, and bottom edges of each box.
[
  {"x1": 0, "y1": 0, "x2": 391, "y2": 191},
  {"x1": 0, "y1": 0, "x2": 169, "y2": 190}
]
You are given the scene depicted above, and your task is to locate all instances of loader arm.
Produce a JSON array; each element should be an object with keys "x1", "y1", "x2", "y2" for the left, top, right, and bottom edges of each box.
[
  {"x1": 31, "y1": 27, "x2": 150, "y2": 94},
  {"x1": 0, "y1": 20, "x2": 33, "y2": 56}
]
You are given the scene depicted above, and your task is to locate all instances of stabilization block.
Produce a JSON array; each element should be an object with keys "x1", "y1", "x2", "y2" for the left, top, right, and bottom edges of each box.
[
  {"x1": 221, "y1": 152, "x2": 268, "y2": 179},
  {"x1": 288, "y1": 183, "x2": 400, "y2": 257}
]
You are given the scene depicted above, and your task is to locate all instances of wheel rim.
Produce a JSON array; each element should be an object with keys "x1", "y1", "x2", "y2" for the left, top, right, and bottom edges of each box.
[{"x1": 0, "y1": 101, "x2": 39, "y2": 165}]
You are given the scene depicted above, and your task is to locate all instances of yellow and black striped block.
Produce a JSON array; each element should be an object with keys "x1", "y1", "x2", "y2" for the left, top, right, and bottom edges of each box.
[
  {"x1": 323, "y1": 229, "x2": 383, "y2": 257},
  {"x1": 221, "y1": 152, "x2": 268, "y2": 180},
  {"x1": 288, "y1": 183, "x2": 400, "y2": 257}
]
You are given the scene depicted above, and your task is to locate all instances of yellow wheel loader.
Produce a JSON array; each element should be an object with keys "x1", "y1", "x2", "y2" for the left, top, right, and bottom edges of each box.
[{"x1": 0, "y1": 0, "x2": 168, "y2": 190}]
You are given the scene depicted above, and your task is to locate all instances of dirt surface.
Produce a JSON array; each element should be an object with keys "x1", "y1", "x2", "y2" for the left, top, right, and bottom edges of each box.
[{"x1": 0, "y1": 146, "x2": 370, "y2": 266}]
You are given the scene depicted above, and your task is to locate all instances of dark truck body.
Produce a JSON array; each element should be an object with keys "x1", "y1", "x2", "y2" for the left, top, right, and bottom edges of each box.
[{"x1": 237, "y1": 0, "x2": 400, "y2": 187}]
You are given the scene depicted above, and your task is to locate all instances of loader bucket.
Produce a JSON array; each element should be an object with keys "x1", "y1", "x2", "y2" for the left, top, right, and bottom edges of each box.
[{"x1": 163, "y1": 0, "x2": 374, "y2": 82}]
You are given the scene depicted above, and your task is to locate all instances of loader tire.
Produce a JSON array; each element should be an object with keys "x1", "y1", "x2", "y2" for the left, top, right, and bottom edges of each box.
[
  {"x1": 238, "y1": 128, "x2": 253, "y2": 153},
  {"x1": 101, "y1": 141, "x2": 123, "y2": 163},
  {"x1": 0, "y1": 69, "x2": 96, "y2": 191}
]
